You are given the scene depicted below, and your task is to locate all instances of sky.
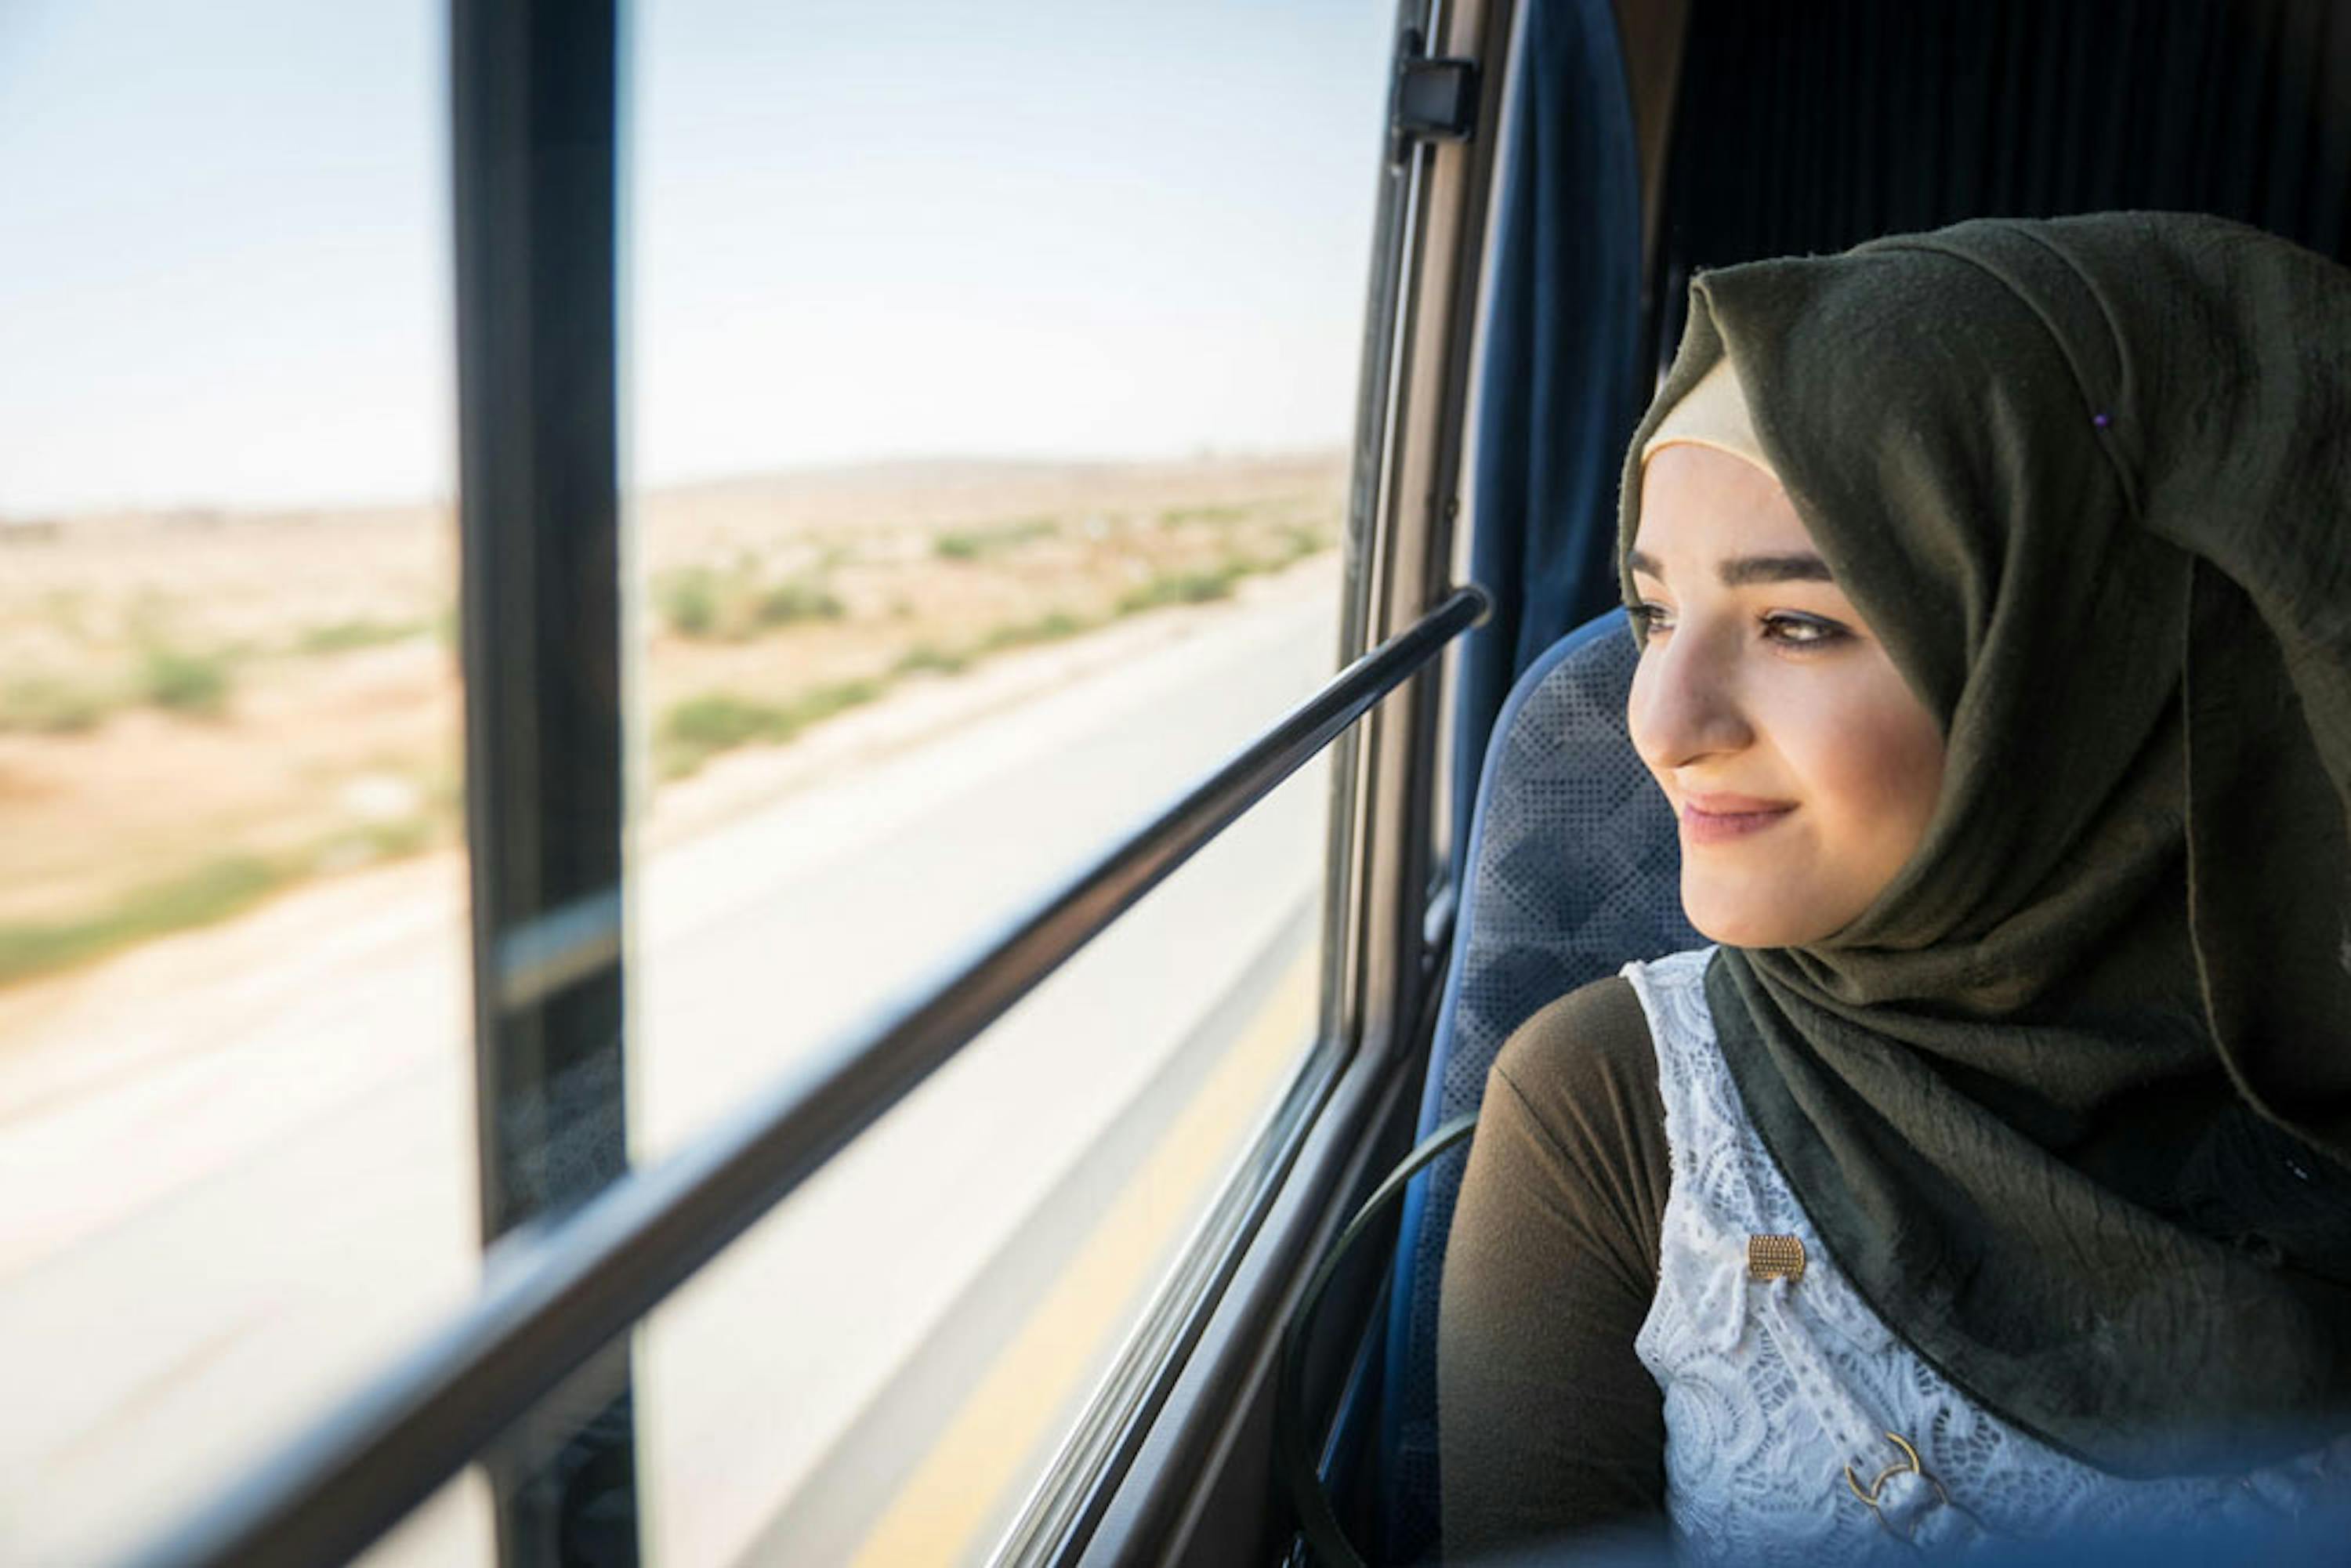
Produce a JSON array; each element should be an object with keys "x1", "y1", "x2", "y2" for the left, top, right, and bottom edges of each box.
[{"x1": 0, "y1": 0, "x2": 1396, "y2": 516}]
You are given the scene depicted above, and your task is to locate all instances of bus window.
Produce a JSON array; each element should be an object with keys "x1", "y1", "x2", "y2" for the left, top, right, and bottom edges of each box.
[
  {"x1": 0, "y1": 4, "x2": 485, "y2": 1563},
  {"x1": 622, "y1": 1, "x2": 1394, "y2": 1559}
]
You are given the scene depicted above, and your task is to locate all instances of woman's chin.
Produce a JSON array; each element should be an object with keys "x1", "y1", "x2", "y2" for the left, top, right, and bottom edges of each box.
[{"x1": 1680, "y1": 878, "x2": 1838, "y2": 951}]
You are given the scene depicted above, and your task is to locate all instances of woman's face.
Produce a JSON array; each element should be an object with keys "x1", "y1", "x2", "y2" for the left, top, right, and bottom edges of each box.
[{"x1": 1626, "y1": 444, "x2": 1946, "y2": 948}]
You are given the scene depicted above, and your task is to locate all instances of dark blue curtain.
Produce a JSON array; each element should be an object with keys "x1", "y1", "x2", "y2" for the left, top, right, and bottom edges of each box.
[
  {"x1": 1661, "y1": 1, "x2": 2351, "y2": 288},
  {"x1": 1451, "y1": 0, "x2": 1646, "y2": 872}
]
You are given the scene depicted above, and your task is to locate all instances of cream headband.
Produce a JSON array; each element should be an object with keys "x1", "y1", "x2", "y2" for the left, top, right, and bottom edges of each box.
[{"x1": 1639, "y1": 356, "x2": 1774, "y2": 476}]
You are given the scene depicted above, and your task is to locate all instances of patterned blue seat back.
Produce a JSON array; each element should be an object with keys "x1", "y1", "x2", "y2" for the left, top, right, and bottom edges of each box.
[{"x1": 1378, "y1": 611, "x2": 1697, "y2": 1563}]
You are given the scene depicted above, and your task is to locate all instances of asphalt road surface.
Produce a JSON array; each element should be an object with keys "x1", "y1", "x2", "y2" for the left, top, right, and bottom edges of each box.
[{"x1": 0, "y1": 579, "x2": 1342, "y2": 1566}]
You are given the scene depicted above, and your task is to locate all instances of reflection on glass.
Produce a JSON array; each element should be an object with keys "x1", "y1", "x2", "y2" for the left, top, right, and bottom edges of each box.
[
  {"x1": 625, "y1": 0, "x2": 1389, "y2": 1559},
  {"x1": 0, "y1": 5, "x2": 473, "y2": 1559}
]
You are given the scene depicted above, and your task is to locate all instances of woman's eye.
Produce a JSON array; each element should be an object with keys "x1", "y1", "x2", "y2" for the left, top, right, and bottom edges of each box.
[
  {"x1": 1626, "y1": 601, "x2": 1674, "y2": 639},
  {"x1": 1760, "y1": 611, "x2": 1849, "y2": 649}
]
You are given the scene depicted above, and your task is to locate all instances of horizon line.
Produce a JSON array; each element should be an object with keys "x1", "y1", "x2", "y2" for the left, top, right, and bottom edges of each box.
[{"x1": 0, "y1": 443, "x2": 1352, "y2": 527}]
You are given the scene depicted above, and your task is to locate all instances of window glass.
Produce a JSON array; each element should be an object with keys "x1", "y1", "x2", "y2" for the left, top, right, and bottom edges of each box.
[
  {"x1": 624, "y1": 1, "x2": 1393, "y2": 1558},
  {"x1": 643, "y1": 763, "x2": 1329, "y2": 1566},
  {"x1": 0, "y1": 5, "x2": 476, "y2": 1560},
  {"x1": 354, "y1": 1470, "x2": 496, "y2": 1568}
]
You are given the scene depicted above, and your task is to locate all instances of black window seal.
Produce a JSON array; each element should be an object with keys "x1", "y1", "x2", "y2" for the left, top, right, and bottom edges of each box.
[{"x1": 445, "y1": 0, "x2": 639, "y2": 1558}]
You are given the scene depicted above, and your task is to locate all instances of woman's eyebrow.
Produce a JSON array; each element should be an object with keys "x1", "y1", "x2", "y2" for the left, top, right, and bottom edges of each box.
[
  {"x1": 1720, "y1": 552, "x2": 1833, "y2": 586},
  {"x1": 1624, "y1": 549, "x2": 1833, "y2": 586}
]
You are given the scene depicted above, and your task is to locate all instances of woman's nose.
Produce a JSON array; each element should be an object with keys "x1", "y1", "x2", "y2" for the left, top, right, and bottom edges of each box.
[{"x1": 1628, "y1": 625, "x2": 1751, "y2": 773}]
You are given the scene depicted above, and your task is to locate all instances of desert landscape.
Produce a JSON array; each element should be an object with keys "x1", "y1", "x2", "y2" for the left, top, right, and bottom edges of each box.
[{"x1": 0, "y1": 452, "x2": 1346, "y2": 989}]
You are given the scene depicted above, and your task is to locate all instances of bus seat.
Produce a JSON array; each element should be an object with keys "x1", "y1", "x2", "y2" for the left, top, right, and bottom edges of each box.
[{"x1": 1378, "y1": 609, "x2": 1697, "y2": 1563}]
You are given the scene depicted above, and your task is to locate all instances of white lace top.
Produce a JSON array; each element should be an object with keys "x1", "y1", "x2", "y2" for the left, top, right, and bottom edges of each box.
[{"x1": 1625, "y1": 947, "x2": 2349, "y2": 1562}]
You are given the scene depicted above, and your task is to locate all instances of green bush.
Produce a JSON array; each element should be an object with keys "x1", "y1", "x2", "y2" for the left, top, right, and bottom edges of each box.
[
  {"x1": 659, "y1": 565, "x2": 844, "y2": 639},
  {"x1": 359, "y1": 815, "x2": 436, "y2": 860},
  {"x1": 295, "y1": 617, "x2": 428, "y2": 655},
  {"x1": 141, "y1": 644, "x2": 232, "y2": 715},
  {"x1": 656, "y1": 567, "x2": 723, "y2": 638},
  {"x1": 1116, "y1": 566, "x2": 1242, "y2": 615},
  {"x1": 932, "y1": 516, "x2": 1057, "y2": 561},
  {"x1": 664, "y1": 693, "x2": 792, "y2": 754},
  {"x1": 1272, "y1": 523, "x2": 1332, "y2": 563},
  {"x1": 752, "y1": 578, "x2": 846, "y2": 628},
  {"x1": 1157, "y1": 503, "x2": 1248, "y2": 529},
  {"x1": 893, "y1": 643, "x2": 969, "y2": 677},
  {"x1": 658, "y1": 679, "x2": 889, "y2": 777},
  {"x1": 0, "y1": 855, "x2": 282, "y2": 987},
  {"x1": 784, "y1": 678, "x2": 883, "y2": 727},
  {"x1": 0, "y1": 676, "x2": 111, "y2": 735},
  {"x1": 976, "y1": 608, "x2": 1092, "y2": 652}
]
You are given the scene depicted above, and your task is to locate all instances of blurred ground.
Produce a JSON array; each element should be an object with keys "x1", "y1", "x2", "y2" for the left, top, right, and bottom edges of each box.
[
  {"x1": 0, "y1": 549, "x2": 1343, "y2": 1566},
  {"x1": 0, "y1": 452, "x2": 1342, "y2": 980}
]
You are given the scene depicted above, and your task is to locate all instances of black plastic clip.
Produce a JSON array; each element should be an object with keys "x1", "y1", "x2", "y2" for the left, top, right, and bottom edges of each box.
[{"x1": 1389, "y1": 27, "x2": 1480, "y2": 168}]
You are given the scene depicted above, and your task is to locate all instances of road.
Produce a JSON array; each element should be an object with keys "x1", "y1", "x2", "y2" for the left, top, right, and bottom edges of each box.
[{"x1": 0, "y1": 574, "x2": 1342, "y2": 1566}]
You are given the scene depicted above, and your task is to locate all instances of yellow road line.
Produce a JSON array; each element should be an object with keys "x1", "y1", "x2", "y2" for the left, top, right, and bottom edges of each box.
[{"x1": 846, "y1": 948, "x2": 1319, "y2": 1567}]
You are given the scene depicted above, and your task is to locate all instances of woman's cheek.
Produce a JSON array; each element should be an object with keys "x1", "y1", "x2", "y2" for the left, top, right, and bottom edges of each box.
[{"x1": 1806, "y1": 674, "x2": 1947, "y2": 876}]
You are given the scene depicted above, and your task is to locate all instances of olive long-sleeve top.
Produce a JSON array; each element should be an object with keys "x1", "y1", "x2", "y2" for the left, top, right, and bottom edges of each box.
[{"x1": 1436, "y1": 976, "x2": 1674, "y2": 1562}]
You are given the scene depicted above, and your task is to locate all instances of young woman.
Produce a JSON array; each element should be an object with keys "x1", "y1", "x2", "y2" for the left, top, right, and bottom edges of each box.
[{"x1": 1438, "y1": 212, "x2": 2351, "y2": 1562}]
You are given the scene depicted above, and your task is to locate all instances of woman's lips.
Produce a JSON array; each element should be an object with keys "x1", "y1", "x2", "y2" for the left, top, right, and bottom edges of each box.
[{"x1": 1679, "y1": 794, "x2": 1797, "y2": 845}]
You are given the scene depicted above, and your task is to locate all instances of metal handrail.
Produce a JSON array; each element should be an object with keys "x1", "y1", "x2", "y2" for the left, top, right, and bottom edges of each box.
[{"x1": 129, "y1": 583, "x2": 1489, "y2": 1568}]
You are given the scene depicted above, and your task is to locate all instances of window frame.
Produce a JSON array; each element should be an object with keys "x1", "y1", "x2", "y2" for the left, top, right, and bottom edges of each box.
[
  {"x1": 1060, "y1": 0, "x2": 1518, "y2": 1559},
  {"x1": 448, "y1": 0, "x2": 638, "y2": 1558}
]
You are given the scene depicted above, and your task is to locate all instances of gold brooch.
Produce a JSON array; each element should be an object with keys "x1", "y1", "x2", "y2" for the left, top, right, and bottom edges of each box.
[{"x1": 1746, "y1": 1233, "x2": 1806, "y2": 1282}]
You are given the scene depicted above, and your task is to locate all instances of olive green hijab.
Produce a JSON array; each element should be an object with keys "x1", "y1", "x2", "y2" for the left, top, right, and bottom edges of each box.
[{"x1": 1617, "y1": 212, "x2": 2351, "y2": 1476}]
